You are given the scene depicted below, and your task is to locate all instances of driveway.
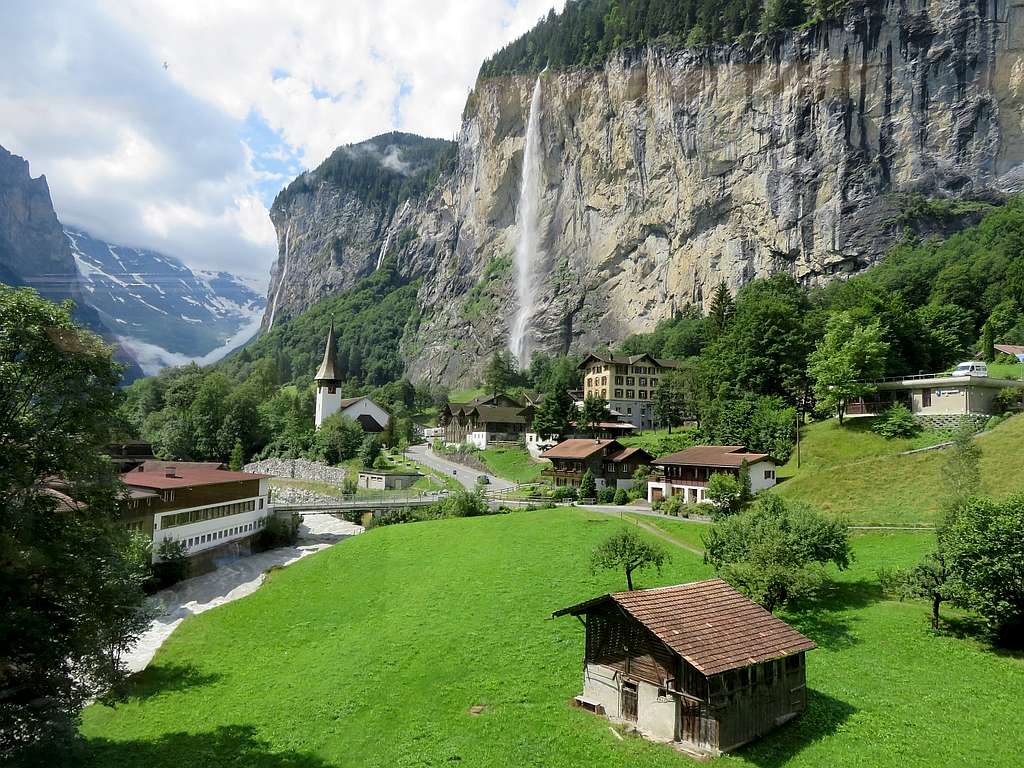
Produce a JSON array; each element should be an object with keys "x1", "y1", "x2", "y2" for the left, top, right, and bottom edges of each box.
[{"x1": 406, "y1": 443, "x2": 515, "y2": 491}]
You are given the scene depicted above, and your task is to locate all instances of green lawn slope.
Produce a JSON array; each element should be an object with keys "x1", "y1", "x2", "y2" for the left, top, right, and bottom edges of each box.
[
  {"x1": 81, "y1": 510, "x2": 1023, "y2": 767},
  {"x1": 775, "y1": 414, "x2": 1024, "y2": 526}
]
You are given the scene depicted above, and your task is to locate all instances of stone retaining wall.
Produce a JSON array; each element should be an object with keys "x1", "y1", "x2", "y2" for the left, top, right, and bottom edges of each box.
[
  {"x1": 244, "y1": 458, "x2": 349, "y2": 485},
  {"x1": 914, "y1": 414, "x2": 988, "y2": 432}
]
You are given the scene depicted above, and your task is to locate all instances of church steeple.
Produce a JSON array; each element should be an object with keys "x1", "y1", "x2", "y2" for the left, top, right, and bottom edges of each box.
[{"x1": 315, "y1": 321, "x2": 339, "y2": 383}]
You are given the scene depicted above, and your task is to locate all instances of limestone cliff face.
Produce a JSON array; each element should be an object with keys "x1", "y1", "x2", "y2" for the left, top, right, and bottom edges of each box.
[{"x1": 264, "y1": 0, "x2": 1024, "y2": 385}]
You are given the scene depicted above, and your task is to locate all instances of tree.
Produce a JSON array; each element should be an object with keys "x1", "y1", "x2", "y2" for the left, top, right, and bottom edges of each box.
[
  {"x1": 532, "y1": 387, "x2": 573, "y2": 439},
  {"x1": 578, "y1": 469, "x2": 597, "y2": 500},
  {"x1": 653, "y1": 371, "x2": 687, "y2": 432},
  {"x1": 942, "y1": 494, "x2": 1024, "y2": 646},
  {"x1": 229, "y1": 439, "x2": 245, "y2": 471},
  {"x1": 360, "y1": 434, "x2": 382, "y2": 468},
  {"x1": 880, "y1": 550, "x2": 949, "y2": 630},
  {"x1": 707, "y1": 282, "x2": 735, "y2": 335},
  {"x1": 590, "y1": 527, "x2": 668, "y2": 590},
  {"x1": 579, "y1": 395, "x2": 611, "y2": 437},
  {"x1": 944, "y1": 421, "x2": 981, "y2": 506},
  {"x1": 705, "y1": 472, "x2": 743, "y2": 516},
  {"x1": 981, "y1": 319, "x2": 996, "y2": 363},
  {"x1": 807, "y1": 313, "x2": 889, "y2": 424},
  {"x1": 483, "y1": 349, "x2": 517, "y2": 394},
  {"x1": 702, "y1": 495, "x2": 851, "y2": 612},
  {"x1": 0, "y1": 287, "x2": 150, "y2": 760}
]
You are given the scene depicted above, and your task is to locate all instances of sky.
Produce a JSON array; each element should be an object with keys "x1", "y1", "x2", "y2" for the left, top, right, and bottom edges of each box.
[{"x1": 0, "y1": 0, "x2": 562, "y2": 287}]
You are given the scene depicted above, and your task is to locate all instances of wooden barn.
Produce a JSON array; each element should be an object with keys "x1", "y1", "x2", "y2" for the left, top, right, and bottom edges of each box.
[{"x1": 553, "y1": 579, "x2": 816, "y2": 754}]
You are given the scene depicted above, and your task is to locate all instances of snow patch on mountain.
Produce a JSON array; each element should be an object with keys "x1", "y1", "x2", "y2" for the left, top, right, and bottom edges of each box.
[{"x1": 65, "y1": 228, "x2": 266, "y2": 374}]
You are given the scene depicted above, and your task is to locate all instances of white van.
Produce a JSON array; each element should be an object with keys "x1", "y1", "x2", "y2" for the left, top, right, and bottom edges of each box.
[{"x1": 951, "y1": 361, "x2": 988, "y2": 377}]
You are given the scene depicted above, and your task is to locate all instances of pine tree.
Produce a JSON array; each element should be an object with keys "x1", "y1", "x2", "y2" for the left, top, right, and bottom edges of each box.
[
  {"x1": 708, "y1": 282, "x2": 736, "y2": 335},
  {"x1": 229, "y1": 439, "x2": 245, "y2": 471}
]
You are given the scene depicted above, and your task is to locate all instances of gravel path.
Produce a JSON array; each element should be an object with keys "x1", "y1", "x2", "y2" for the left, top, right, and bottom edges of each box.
[{"x1": 124, "y1": 514, "x2": 361, "y2": 673}]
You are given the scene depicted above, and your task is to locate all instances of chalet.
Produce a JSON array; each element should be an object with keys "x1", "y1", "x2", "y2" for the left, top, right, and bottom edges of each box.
[
  {"x1": 554, "y1": 579, "x2": 816, "y2": 754},
  {"x1": 647, "y1": 446, "x2": 777, "y2": 504},
  {"x1": 578, "y1": 353, "x2": 680, "y2": 430},
  {"x1": 314, "y1": 323, "x2": 391, "y2": 431},
  {"x1": 541, "y1": 438, "x2": 653, "y2": 490},
  {"x1": 121, "y1": 463, "x2": 272, "y2": 570},
  {"x1": 525, "y1": 418, "x2": 636, "y2": 457},
  {"x1": 846, "y1": 372, "x2": 1024, "y2": 424},
  {"x1": 439, "y1": 393, "x2": 534, "y2": 449}
]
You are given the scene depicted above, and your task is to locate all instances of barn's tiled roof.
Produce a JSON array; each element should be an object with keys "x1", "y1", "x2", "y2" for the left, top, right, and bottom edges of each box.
[
  {"x1": 122, "y1": 467, "x2": 270, "y2": 490},
  {"x1": 555, "y1": 579, "x2": 816, "y2": 676}
]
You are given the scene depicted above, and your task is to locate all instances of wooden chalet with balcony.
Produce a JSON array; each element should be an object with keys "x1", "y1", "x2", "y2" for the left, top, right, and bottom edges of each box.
[
  {"x1": 540, "y1": 438, "x2": 652, "y2": 490},
  {"x1": 439, "y1": 393, "x2": 534, "y2": 449},
  {"x1": 647, "y1": 445, "x2": 777, "y2": 504},
  {"x1": 554, "y1": 579, "x2": 816, "y2": 754}
]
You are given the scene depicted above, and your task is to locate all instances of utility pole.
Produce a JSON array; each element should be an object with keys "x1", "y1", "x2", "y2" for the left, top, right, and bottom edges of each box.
[{"x1": 796, "y1": 410, "x2": 801, "y2": 469}]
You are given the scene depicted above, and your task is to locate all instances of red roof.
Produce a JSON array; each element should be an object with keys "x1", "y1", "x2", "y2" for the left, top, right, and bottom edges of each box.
[
  {"x1": 607, "y1": 445, "x2": 653, "y2": 463},
  {"x1": 653, "y1": 445, "x2": 770, "y2": 468},
  {"x1": 555, "y1": 579, "x2": 816, "y2": 676},
  {"x1": 121, "y1": 466, "x2": 270, "y2": 490},
  {"x1": 542, "y1": 438, "x2": 619, "y2": 459}
]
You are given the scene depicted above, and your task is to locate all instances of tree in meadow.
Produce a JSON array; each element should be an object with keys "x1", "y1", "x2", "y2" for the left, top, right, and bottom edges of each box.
[{"x1": 591, "y1": 527, "x2": 668, "y2": 591}]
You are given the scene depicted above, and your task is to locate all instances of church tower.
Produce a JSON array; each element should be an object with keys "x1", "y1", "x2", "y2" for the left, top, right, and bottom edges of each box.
[{"x1": 314, "y1": 321, "x2": 342, "y2": 428}]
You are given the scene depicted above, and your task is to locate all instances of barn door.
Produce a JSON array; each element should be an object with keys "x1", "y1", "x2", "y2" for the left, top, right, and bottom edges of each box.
[
  {"x1": 621, "y1": 681, "x2": 638, "y2": 722},
  {"x1": 679, "y1": 699, "x2": 701, "y2": 744}
]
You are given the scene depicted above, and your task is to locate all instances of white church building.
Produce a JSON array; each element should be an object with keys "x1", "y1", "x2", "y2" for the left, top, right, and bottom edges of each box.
[{"x1": 315, "y1": 323, "x2": 391, "y2": 433}]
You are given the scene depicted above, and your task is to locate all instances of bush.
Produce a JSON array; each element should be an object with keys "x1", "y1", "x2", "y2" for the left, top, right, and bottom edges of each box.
[
  {"x1": 259, "y1": 513, "x2": 301, "y2": 549},
  {"x1": 436, "y1": 488, "x2": 490, "y2": 518},
  {"x1": 985, "y1": 414, "x2": 1006, "y2": 431},
  {"x1": 340, "y1": 509, "x2": 365, "y2": 525},
  {"x1": 578, "y1": 469, "x2": 597, "y2": 500},
  {"x1": 551, "y1": 486, "x2": 578, "y2": 502},
  {"x1": 151, "y1": 538, "x2": 189, "y2": 590},
  {"x1": 659, "y1": 495, "x2": 685, "y2": 517},
  {"x1": 597, "y1": 486, "x2": 616, "y2": 503},
  {"x1": 872, "y1": 404, "x2": 921, "y2": 439},
  {"x1": 613, "y1": 488, "x2": 628, "y2": 505},
  {"x1": 994, "y1": 388, "x2": 1022, "y2": 412}
]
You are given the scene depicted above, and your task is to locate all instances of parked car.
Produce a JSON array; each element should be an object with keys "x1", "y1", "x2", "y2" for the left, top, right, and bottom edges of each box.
[
  {"x1": 476, "y1": 474, "x2": 490, "y2": 485},
  {"x1": 951, "y1": 361, "x2": 988, "y2": 377}
]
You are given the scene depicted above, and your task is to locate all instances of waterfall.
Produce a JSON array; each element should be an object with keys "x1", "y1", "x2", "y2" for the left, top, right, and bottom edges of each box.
[
  {"x1": 509, "y1": 76, "x2": 543, "y2": 367},
  {"x1": 266, "y1": 223, "x2": 291, "y2": 330},
  {"x1": 376, "y1": 229, "x2": 392, "y2": 271}
]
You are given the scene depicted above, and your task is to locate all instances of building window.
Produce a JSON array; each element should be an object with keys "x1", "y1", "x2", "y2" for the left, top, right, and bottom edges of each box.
[
  {"x1": 639, "y1": 377, "x2": 647, "y2": 387},
  {"x1": 626, "y1": 407, "x2": 632, "y2": 415},
  {"x1": 615, "y1": 376, "x2": 623, "y2": 385},
  {"x1": 764, "y1": 469, "x2": 775, "y2": 480},
  {"x1": 638, "y1": 390, "x2": 647, "y2": 399},
  {"x1": 626, "y1": 377, "x2": 634, "y2": 386},
  {"x1": 626, "y1": 390, "x2": 634, "y2": 399},
  {"x1": 615, "y1": 389, "x2": 623, "y2": 398},
  {"x1": 922, "y1": 388, "x2": 932, "y2": 407}
]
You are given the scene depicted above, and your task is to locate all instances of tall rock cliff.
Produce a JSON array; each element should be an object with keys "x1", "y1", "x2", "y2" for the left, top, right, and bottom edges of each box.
[
  {"x1": 263, "y1": 0, "x2": 1024, "y2": 385},
  {"x1": 0, "y1": 145, "x2": 143, "y2": 380}
]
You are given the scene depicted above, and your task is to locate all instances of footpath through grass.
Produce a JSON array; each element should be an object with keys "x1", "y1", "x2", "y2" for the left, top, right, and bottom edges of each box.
[
  {"x1": 81, "y1": 509, "x2": 1023, "y2": 767},
  {"x1": 775, "y1": 414, "x2": 1024, "y2": 526}
]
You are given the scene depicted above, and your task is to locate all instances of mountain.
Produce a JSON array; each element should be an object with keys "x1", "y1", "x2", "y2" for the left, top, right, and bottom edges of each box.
[
  {"x1": 65, "y1": 228, "x2": 266, "y2": 375},
  {"x1": 262, "y1": 0, "x2": 1024, "y2": 385},
  {"x1": 0, "y1": 144, "x2": 144, "y2": 381},
  {"x1": 262, "y1": 132, "x2": 454, "y2": 332}
]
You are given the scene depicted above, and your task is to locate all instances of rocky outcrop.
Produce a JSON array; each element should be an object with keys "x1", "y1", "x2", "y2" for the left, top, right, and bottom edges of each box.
[
  {"x1": 244, "y1": 458, "x2": 350, "y2": 485},
  {"x1": 264, "y1": 0, "x2": 1024, "y2": 385},
  {"x1": 0, "y1": 145, "x2": 142, "y2": 380}
]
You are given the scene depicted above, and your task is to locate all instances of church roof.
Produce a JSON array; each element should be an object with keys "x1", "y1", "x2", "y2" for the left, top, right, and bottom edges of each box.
[{"x1": 315, "y1": 321, "x2": 340, "y2": 381}]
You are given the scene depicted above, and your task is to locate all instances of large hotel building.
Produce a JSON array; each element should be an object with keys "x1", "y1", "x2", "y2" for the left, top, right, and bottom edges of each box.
[{"x1": 578, "y1": 353, "x2": 679, "y2": 430}]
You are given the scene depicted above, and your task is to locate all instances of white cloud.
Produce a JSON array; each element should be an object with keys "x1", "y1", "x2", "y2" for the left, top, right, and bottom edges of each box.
[{"x1": 0, "y1": 0, "x2": 562, "y2": 285}]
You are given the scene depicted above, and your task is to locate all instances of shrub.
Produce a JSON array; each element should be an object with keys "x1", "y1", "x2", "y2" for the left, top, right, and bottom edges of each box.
[
  {"x1": 660, "y1": 495, "x2": 685, "y2": 517},
  {"x1": 552, "y1": 486, "x2": 578, "y2": 502},
  {"x1": 340, "y1": 510, "x2": 365, "y2": 525},
  {"x1": 597, "y1": 486, "x2": 616, "y2": 504},
  {"x1": 436, "y1": 488, "x2": 490, "y2": 518},
  {"x1": 872, "y1": 404, "x2": 921, "y2": 439},
  {"x1": 578, "y1": 469, "x2": 597, "y2": 500},
  {"x1": 706, "y1": 473, "x2": 744, "y2": 517},
  {"x1": 995, "y1": 388, "x2": 1022, "y2": 412},
  {"x1": 613, "y1": 488, "x2": 628, "y2": 505},
  {"x1": 151, "y1": 538, "x2": 189, "y2": 590}
]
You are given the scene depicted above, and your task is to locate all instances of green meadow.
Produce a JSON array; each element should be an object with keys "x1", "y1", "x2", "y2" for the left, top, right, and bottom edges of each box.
[{"x1": 81, "y1": 509, "x2": 1023, "y2": 767}]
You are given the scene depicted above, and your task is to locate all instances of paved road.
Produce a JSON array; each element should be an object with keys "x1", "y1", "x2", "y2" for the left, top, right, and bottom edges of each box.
[{"x1": 407, "y1": 443, "x2": 515, "y2": 491}]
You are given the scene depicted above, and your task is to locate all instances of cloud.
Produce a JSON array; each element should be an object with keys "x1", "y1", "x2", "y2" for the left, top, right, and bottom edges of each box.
[{"x1": 0, "y1": 0, "x2": 563, "y2": 285}]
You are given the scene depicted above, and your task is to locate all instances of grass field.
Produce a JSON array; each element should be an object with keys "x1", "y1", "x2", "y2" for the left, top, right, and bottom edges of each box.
[
  {"x1": 449, "y1": 387, "x2": 485, "y2": 402},
  {"x1": 773, "y1": 414, "x2": 1024, "y2": 526},
  {"x1": 619, "y1": 428, "x2": 696, "y2": 457},
  {"x1": 626, "y1": 513, "x2": 711, "y2": 552},
  {"x1": 81, "y1": 509, "x2": 1023, "y2": 767},
  {"x1": 477, "y1": 446, "x2": 548, "y2": 483}
]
